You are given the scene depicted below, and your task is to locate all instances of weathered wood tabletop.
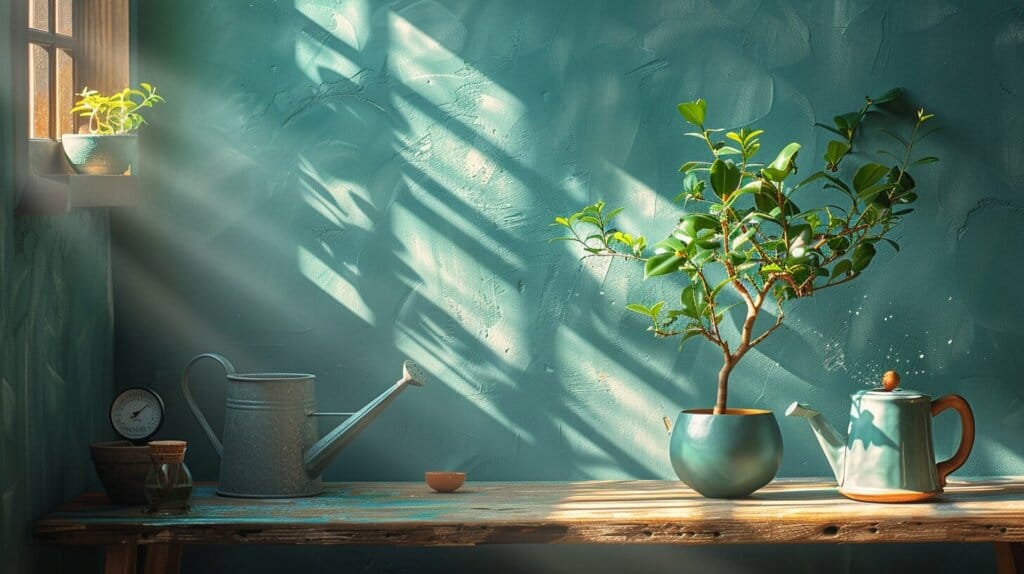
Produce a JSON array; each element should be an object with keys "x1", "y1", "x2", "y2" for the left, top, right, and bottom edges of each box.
[{"x1": 33, "y1": 478, "x2": 1024, "y2": 547}]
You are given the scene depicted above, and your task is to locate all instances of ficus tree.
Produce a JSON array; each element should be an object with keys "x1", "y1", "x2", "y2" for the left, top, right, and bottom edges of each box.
[{"x1": 553, "y1": 90, "x2": 937, "y2": 415}]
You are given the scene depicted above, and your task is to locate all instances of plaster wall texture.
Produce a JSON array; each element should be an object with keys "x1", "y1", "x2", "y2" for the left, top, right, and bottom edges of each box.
[
  {"x1": 113, "y1": 0, "x2": 1024, "y2": 572},
  {"x1": 0, "y1": 5, "x2": 114, "y2": 574}
]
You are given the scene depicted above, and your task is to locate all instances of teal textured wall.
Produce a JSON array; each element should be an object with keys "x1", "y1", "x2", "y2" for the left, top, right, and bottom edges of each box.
[
  {"x1": 1, "y1": 5, "x2": 114, "y2": 574},
  {"x1": 118, "y1": 0, "x2": 1023, "y2": 571}
]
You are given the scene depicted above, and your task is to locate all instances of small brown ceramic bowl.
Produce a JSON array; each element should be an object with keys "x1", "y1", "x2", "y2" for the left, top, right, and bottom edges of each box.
[{"x1": 425, "y1": 471, "x2": 466, "y2": 493}]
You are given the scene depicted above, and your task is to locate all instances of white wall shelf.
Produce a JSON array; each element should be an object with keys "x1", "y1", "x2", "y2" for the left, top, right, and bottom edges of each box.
[{"x1": 17, "y1": 173, "x2": 138, "y2": 216}]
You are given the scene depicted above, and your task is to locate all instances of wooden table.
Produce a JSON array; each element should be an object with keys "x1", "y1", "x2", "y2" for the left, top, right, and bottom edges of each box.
[{"x1": 34, "y1": 478, "x2": 1024, "y2": 574}]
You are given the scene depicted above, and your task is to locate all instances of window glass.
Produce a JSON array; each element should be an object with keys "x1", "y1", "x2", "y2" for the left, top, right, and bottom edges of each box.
[
  {"x1": 30, "y1": 43, "x2": 51, "y2": 139},
  {"x1": 57, "y1": 49, "x2": 75, "y2": 136},
  {"x1": 29, "y1": 0, "x2": 49, "y2": 31},
  {"x1": 56, "y1": 0, "x2": 73, "y2": 36}
]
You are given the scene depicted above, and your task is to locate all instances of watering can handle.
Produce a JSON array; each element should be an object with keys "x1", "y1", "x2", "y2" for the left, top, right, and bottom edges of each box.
[
  {"x1": 181, "y1": 353, "x2": 236, "y2": 459},
  {"x1": 931, "y1": 394, "x2": 975, "y2": 488}
]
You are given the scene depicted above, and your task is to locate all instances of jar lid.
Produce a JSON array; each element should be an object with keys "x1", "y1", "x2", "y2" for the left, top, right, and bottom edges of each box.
[
  {"x1": 854, "y1": 371, "x2": 928, "y2": 400},
  {"x1": 148, "y1": 440, "x2": 187, "y2": 464}
]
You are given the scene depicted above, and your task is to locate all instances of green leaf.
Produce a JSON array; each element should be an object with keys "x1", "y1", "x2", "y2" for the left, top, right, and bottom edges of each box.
[
  {"x1": 824, "y1": 140, "x2": 851, "y2": 167},
  {"x1": 852, "y1": 163, "x2": 890, "y2": 193},
  {"x1": 833, "y1": 112, "x2": 861, "y2": 135},
  {"x1": 827, "y1": 235, "x2": 851, "y2": 252},
  {"x1": 604, "y1": 206, "x2": 624, "y2": 223},
  {"x1": 716, "y1": 146, "x2": 742, "y2": 156},
  {"x1": 679, "y1": 285, "x2": 704, "y2": 317},
  {"x1": 731, "y1": 228, "x2": 757, "y2": 250},
  {"x1": 857, "y1": 182, "x2": 894, "y2": 202},
  {"x1": 626, "y1": 303, "x2": 652, "y2": 317},
  {"x1": 653, "y1": 237, "x2": 687, "y2": 254},
  {"x1": 677, "y1": 99, "x2": 707, "y2": 126},
  {"x1": 763, "y1": 143, "x2": 801, "y2": 181},
  {"x1": 737, "y1": 179, "x2": 767, "y2": 195},
  {"x1": 554, "y1": 216, "x2": 569, "y2": 227},
  {"x1": 887, "y1": 167, "x2": 916, "y2": 193},
  {"x1": 676, "y1": 213, "x2": 720, "y2": 243},
  {"x1": 878, "y1": 237, "x2": 900, "y2": 252},
  {"x1": 830, "y1": 259, "x2": 853, "y2": 279},
  {"x1": 769, "y1": 143, "x2": 801, "y2": 172},
  {"x1": 710, "y1": 277, "x2": 732, "y2": 298},
  {"x1": 679, "y1": 161, "x2": 706, "y2": 173},
  {"x1": 744, "y1": 130, "x2": 764, "y2": 144},
  {"x1": 727, "y1": 250, "x2": 748, "y2": 267},
  {"x1": 913, "y1": 156, "x2": 939, "y2": 166},
  {"x1": 794, "y1": 171, "x2": 828, "y2": 191},
  {"x1": 650, "y1": 301, "x2": 665, "y2": 318},
  {"x1": 814, "y1": 123, "x2": 846, "y2": 138},
  {"x1": 645, "y1": 252, "x2": 684, "y2": 278},
  {"x1": 851, "y1": 242, "x2": 876, "y2": 272},
  {"x1": 709, "y1": 158, "x2": 742, "y2": 199},
  {"x1": 870, "y1": 88, "x2": 901, "y2": 104}
]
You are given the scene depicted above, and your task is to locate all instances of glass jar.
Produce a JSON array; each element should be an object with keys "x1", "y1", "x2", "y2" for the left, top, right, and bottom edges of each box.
[{"x1": 144, "y1": 440, "x2": 193, "y2": 515}]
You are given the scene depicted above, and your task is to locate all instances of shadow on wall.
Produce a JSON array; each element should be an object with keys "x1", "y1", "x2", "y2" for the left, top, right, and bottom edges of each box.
[{"x1": 116, "y1": 0, "x2": 1024, "y2": 528}]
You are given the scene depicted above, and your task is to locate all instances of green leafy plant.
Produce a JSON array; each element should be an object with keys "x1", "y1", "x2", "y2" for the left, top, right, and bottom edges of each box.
[
  {"x1": 553, "y1": 90, "x2": 938, "y2": 414},
  {"x1": 70, "y1": 83, "x2": 165, "y2": 135}
]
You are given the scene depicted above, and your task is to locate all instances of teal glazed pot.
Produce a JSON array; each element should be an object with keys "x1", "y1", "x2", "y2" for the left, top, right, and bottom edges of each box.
[
  {"x1": 61, "y1": 134, "x2": 137, "y2": 175},
  {"x1": 669, "y1": 409, "x2": 783, "y2": 498}
]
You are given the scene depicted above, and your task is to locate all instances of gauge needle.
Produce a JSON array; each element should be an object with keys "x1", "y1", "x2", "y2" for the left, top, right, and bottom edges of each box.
[{"x1": 131, "y1": 405, "x2": 149, "y2": 419}]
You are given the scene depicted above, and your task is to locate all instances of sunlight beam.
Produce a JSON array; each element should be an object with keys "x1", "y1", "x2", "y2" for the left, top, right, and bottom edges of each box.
[{"x1": 297, "y1": 245, "x2": 375, "y2": 325}]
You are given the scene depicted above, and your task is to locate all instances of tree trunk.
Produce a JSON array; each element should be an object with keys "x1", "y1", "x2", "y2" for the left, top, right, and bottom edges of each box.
[{"x1": 714, "y1": 358, "x2": 735, "y2": 415}]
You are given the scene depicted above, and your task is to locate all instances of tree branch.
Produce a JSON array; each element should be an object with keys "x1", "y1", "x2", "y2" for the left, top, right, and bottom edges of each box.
[
  {"x1": 721, "y1": 219, "x2": 755, "y2": 310},
  {"x1": 580, "y1": 250, "x2": 643, "y2": 263},
  {"x1": 748, "y1": 305, "x2": 785, "y2": 348}
]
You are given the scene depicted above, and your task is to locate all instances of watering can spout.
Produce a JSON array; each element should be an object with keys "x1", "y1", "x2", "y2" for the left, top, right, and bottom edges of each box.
[
  {"x1": 304, "y1": 361, "x2": 426, "y2": 479},
  {"x1": 786, "y1": 401, "x2": 846, "y2": 482}
]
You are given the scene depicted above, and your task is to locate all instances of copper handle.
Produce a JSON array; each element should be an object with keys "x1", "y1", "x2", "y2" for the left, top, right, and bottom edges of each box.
[{"x1": 930, "y1": 394, "x2": 975, "y2": 488}]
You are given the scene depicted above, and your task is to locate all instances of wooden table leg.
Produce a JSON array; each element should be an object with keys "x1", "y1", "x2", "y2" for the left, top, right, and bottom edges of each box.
[
  {"x1": 103, "y1": 544, "x2": 138, "y2": 574},
  {"x1": 143, "y1": 543, "x2": 183, "y2": 574},
  {"x1": 996, "y1": 543, "x2": 1024, "y2": 574}
]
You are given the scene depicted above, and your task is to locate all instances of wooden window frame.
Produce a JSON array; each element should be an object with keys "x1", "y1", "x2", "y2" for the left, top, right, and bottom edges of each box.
[
  {"x1": 10, "y1": 0, "x2": 131, "y2": 213},
  {"x1": 26, "y1": 0, "x2": 76, "y2": 141}
]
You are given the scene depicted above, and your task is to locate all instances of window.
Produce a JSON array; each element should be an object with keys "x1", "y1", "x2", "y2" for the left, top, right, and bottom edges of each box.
[
  {"x1": 27, "y1": 0, "x2": 76, "y2": 140},
  {"x1": 13, "y1": 0, "x2": 131, "y2": 214}
]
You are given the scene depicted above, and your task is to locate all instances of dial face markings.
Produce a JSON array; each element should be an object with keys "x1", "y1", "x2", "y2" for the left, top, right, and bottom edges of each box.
[{"x1": 110, "y1": 388, "x2": 164, "y2": 442}]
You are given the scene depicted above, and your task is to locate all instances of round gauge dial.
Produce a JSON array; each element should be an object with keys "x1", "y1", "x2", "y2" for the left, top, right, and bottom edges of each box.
[{"x1": 109, "y1": 387, "x2": 165, "y2": 443}]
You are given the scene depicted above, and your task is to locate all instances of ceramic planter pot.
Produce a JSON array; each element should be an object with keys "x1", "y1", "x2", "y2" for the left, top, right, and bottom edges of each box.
[
  {"x1": 61, "y1": 134, "x2": 137, "y2": 175},
  {"x1": 669, "y1": 408, "x2": 783, "y2": 498}
]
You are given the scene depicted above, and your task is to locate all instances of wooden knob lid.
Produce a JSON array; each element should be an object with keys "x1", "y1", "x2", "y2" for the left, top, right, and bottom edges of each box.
[{"x1": 882, "y1": 371, "x2": 901, "y2": 392}]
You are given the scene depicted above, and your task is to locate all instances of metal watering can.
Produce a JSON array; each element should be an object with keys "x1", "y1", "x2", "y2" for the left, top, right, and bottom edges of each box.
[
  {"x1": 787, "y1": 371, "x2": 974, "y2": 503},
  {"x1": 181, "y1": 353, "x2": 425, "y2": 498}
]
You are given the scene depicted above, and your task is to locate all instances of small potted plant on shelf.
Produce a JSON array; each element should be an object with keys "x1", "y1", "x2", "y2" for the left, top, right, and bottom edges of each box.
[
  {"x1": 61, "y1": 83, "x2": 165, "y2": 175},
  {"x1": 552, "y1": 90, "x2": 938, "y2": 498}
]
